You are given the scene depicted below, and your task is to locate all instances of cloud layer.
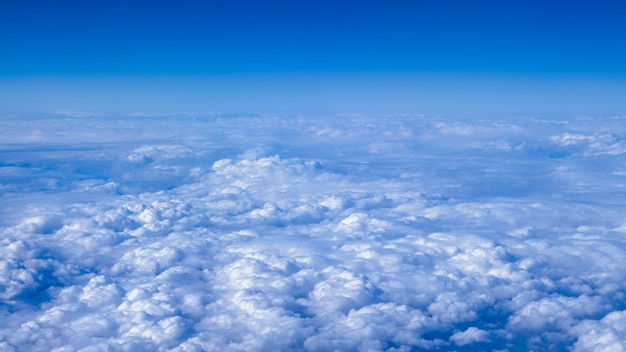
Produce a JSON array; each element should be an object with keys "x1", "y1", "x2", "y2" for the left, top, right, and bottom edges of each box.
[{"x1": 1, "y1": 113, "x2": 626, "y2": 351}]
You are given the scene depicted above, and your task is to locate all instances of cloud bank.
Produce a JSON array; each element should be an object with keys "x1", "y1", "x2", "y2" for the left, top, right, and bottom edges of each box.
[{"x1": 1, "y1": 114, "x2": 626, "y2": 351}]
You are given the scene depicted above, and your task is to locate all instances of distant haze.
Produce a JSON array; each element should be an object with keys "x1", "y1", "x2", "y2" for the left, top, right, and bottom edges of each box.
[{"x1": 2, "y1": 73, "x2": 626, "y2": 115}]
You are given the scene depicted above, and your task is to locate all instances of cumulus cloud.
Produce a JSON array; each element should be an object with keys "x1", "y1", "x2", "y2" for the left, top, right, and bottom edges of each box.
[
  {"x1": 450, "y1": 327, "x2": 490, "y2": 346},
  {"x1": 1, "y1": 114, "x2": 626, "y2": 350},
  {"x1": 551, "y1": 132, "x2": 626, "y2": 156}
]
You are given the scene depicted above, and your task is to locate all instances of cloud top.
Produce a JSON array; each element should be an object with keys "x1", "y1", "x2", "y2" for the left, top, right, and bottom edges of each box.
[{"x1": 1, "y1": 114, "x2": 626, "y2": 350}]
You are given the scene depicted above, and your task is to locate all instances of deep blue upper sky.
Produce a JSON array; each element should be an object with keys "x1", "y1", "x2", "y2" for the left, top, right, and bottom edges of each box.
[{"x1": 1, "y1": 0, "x2": 625, "y2": 114}]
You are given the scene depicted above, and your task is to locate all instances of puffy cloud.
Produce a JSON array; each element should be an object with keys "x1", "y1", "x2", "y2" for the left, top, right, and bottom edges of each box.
[
  {"x1": 551, "y1": 132, "x2": 626, "y2": 156},
  {"x1": 450, "y1": 327, "x2": 490, "y2": 346},
  {"x1": 1, "y1": 114, "x2": 626, "y2": 350},
  {"x1": 126, "y1": 145, "x2": 192, "y2": 163},
  {"x1": 573, "y1": 310, "x2": 626, "y2": 352}
]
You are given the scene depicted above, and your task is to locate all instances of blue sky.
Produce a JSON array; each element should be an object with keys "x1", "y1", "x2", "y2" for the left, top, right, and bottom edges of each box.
[{"x1": 1, "y1": 0, "x2": 625, "y2": 114}]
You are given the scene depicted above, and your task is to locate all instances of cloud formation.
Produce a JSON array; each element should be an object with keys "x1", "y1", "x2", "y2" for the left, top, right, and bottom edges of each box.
[{"x1": 1, "y1": 113, "x2": 626, "y2": 351}]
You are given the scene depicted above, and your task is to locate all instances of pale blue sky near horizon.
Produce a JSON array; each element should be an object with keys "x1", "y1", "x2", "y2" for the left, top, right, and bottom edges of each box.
[{"x1": 1, "y1": 0, "x2": 625, "y2": 115}]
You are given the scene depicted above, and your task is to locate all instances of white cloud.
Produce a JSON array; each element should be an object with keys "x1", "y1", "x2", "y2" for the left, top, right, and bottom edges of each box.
[
  {"x1": 1, "y1": 114, "x2": 625, "y2": 350},
  {"x1": 551, "y1": 132, "x2": 626, "y2": 156},
  {"x1": 450, "y1": 327, "x2": 490, "y2": 346},
  {"x1": 126, "y1": 145, "x2": 192, "y2": 163},
  {"x1": 573, "y1": 310, "x2": 626, "y2": 352}
]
